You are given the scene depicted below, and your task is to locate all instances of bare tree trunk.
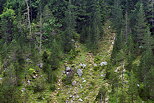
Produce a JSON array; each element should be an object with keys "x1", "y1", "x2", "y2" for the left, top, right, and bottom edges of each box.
[
  {"x1": 125, "y1": 0, "x2": 128, "y2": 43},
  {"x1": 104, "y1": 93, "x2": 106, "y2": 103},
  {"x1": 25, "y1": 0, "x2": 32, "y2": 39},
  {"x1": 116, "y1": 83, "x2": 118, "y2": 103},
  {"x1": 39, "y1": 2, "x2": 43, "y2": 53},
  {"x1": 121, "y1": 62, "x2": 125, "y2": 103},
  {"x1": 125, "y1": 10, "x2": 128, "y2": 43},
  {"x1": 100, "y1": 93, "x2": 103, "y2": 103}
]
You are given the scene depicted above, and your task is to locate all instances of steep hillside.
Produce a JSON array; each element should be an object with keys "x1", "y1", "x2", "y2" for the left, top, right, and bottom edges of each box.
[{"x1": 50, "y1": 32, "x2": 115, "y2": 103}]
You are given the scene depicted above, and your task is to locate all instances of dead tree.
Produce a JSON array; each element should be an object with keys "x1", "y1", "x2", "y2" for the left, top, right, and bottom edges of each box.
[{"x1": 25, "y1": 0, "x2": 32, "y2": 39}]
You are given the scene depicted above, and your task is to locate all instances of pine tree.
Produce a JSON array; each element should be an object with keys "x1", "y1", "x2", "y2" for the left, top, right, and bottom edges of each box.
[
  {"x1": 128, "y1": 71, "x2": 140, "y2": 103},
  {"x1": 111, "y1": 0, "x2": 123, "y2": 33},
  {"x1": 133, "y1": 2, "x2": 148, "y2": 48},
  {"x1": 75, "y1": 0, "x2": 89, "y2": 43},
  {"x1": 111, "y1": 30, "x2": 124, "y2": 63},
  {"x1": 63, "y1": 0, "x2": 76, "y2": 52},
  {"x1": 111, "y1": 0, "x2": 125, "y2": 63},
  {"x1": 85, "y1": 0, "x2": 102, "y2": 49},
  {"x1": 0, "y1": 8, "x2": 17, "y2": 43},
  {"x1": 90, "y1": 0, "x2": 102, "y2": 47},
  {"x1": 50, "y1": 39, "x2": 62, "y2": 70},
  {"x1": 138, "y1": 27, "x2": 154, "y2": 100}
]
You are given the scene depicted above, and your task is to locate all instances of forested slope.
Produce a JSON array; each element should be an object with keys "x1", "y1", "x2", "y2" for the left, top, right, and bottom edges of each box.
[{"x1": 0, "y1": 0, "x2": 154, "y2": 103}]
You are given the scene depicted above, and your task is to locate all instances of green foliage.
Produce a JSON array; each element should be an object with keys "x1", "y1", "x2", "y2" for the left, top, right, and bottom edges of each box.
[
  {"x1": 28, "y1": 68, "x2": 35, "y2": 75},
  {"x1": 62, "y1": 74, "x2": 74, "y2": 85},
  {"x1": 0, "y1": 8, "x2": 17, "y2": 43},
  {"x1": 50, "y1": 39, "x2": 63, "y2": 70},
  {"x1": 50, "y1": 84, "x2": 56, "y2": 91},
  {"x1": 0, "y1": 8, "x2": 15, "y2": 18},
  {"x1": 95, "y1": 86, "x2": 107, "y2": 102},
  {"x1": 0, "y1": 0, "x2": 153, "y2": 102},
  {"x1": 133, "y1": 2, "x2": 148, "y2": 47},
  {"x1": 59, "y1": 0, "x2": 76, "y2": 52},
  {"x1": 111, "y1": 0, "x2": 123, "y2": 32},
  {"x1": 33, "y1": 78, "x2": 46, "y2": 93},
  {"x1": 42, "y1": 51, "x2": 49, "y2": 73},
  {"x1": 42, "y1": 51, "x2": 58, "y2": 83},
  {"x1": 0, "y1": 85, "x2": 22, "y2": 103}
]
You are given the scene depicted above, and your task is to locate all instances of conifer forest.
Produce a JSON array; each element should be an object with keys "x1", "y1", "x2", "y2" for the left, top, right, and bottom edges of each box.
[{"x1": 0, "y1": 0, "x2": 154, "y2": 103}]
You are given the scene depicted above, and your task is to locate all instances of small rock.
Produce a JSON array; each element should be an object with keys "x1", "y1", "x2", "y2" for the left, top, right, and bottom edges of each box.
[
  {"x1": 80, "y1": 86, "x2": 83, "y2": 89},
  {"x1": 94, "y1": 63, "x2": 97, "y2": 67},
  {"x1": 21, "y1": 88, "x2": 26, "y2": 92},
  {"x1": 115, "y1": 69, "x2": 118, "y2": 72},
  {"x1": 80, "y1": 63, "x2": 86, "y2": 68},
  {"x1": 0, "y1": 77, "x2": 3, "y2": 80},
  {"x1": 71, "y1": 39, "x2": 75, "y2": 42},
  {"x1": 62, "y1": 70, "x2": 65, "y2": 74},
  {"x1": 72, "y1": 81, "x2": 77, "y2": 86},
  {"x1": 100, "y1": 62, "x2": 107, "y2": 66},
  {"x1": 66, "y1": 72, "x2": 70, "y2": 75},
  {"x1": 26, "y1": 58, "x2": 32, "y2": 63},
  {"x1": 101, "y1": 74, "x2": 105, "y2": 77},
  {"x1": 123, "y1": 69, "x2": 126, "y2": 73},
  {"x1": 66, "y1": 67, "x2": 71, "y2": 71},
  {"x1": 37, "y1": 63, "x2": 43, "y2": 68},
  {"x1": 72, "y1": 96, "x2": 75, "y2": 100},
  {"x1": 70, "y1": 100, "x2": 74, "y2": 103},
  {"x1": 77, "y1": 69, "x2": 83, "y2": 77},
  {"x1": 27, "y1": 80, "x2": 31, "y2": 85},
  {"x1": 82, "y1": 80, "x2": 86, "y2": 83},
  {"x1": 137, "y1": 84, "x2": 140, "y2": 87},
  {"x1": 33, "y1": 75, "x2": 36, "y2": 79},
  {"x1": 26, "y1": 58, "x2": 31, "y2": 61},
  {"x1": 70, "y1": 95, "x2": 73, "y2": 98},
  {"x1": 78, "y1": 98, "x2": 83, "y2": 102},
  {"x1": 139, "y1": 46, "x2": 143, "y2": 48},
  {"x1": 76, "y1": 95, "x2": 79, "y2": 98}
]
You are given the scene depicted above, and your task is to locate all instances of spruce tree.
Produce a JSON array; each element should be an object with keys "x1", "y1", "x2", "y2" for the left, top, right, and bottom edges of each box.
[
  {"x1": 50, "y1": 39, "x2": 62, "y2": 70},
  {"x1": 0, "y1": 8, "x2": 17, "y2": 43},
  {"x1": 138, "y1": 27, "x2": 154, "y2": 100},
  {"x1": 134, "y1": 2, "x2": 148, "y2": 48},
  {"x1": 85, "y1": 0, "x2": 102, "y2": 49},
  {"x1": 90, "y1": 0, "x2": 102, "y2": 47},
  {"x1": 63, "y1": 0, "x2": 76, "y2": 52},
  {"x1": 111, "y1": 0, "x2": 123, "y2": 33}
]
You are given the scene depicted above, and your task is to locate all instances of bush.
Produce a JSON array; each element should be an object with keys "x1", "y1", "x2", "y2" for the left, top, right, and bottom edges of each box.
[
  {"x1": 95, "y1": 86, "x2": 107, "y2": 102},
  {"x1": 62, "y1": 75, "x2": 72, "y2": 85},
  {"x1": 50, "y1": 84, "x2": 56, "y2": 91},
  {"x1": 0, "y1": 85, "x2": 22, "y2": 103},
  {"x1": 33, "y1": 78, "x2": 45, "y2": 93}
]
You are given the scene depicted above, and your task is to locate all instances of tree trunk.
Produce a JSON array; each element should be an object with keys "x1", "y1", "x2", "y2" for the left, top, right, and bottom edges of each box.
[
  {"x1": 25, "y1": 0, "x2": 32, "y2": 39},
  {"x1": 125, "y1": 11, "x2": 128, "y2": 43},
  {"x1": 39, "y1": 2, "x2": 43, "y2": 53},
  {"x1": 100, "y1": 93, "x2": 103, "y2": 103}
]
